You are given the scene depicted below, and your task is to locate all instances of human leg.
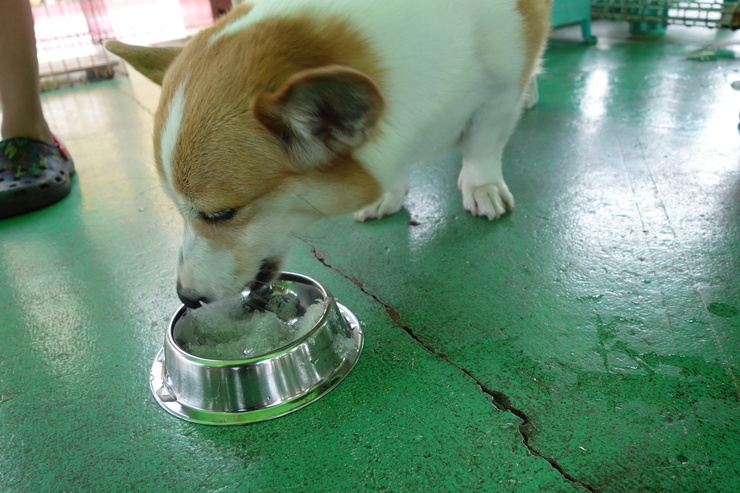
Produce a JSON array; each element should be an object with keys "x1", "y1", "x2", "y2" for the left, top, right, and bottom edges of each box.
[
  {"x1": 0, "y1": 0, "x2": 53, "y2": 143},
  {"x1": 0, "y1": 0, "x2": 74, "y2": 218}
]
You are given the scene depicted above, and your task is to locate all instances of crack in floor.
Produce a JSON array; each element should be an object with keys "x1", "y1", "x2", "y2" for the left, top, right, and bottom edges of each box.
[{"x1": 308, "y1": 243, "x2": 599, "y2": 492}]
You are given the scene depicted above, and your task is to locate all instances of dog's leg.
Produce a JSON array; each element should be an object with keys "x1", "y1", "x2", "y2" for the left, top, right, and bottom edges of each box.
[
  {"x1": 523, "y1": 75, "x2": 538, "y2": 110},
  {"x1": 457, "y1": 92, "x2": 522, "y2": 220},
  {"x1": 353, "y1": 174, "x2": 409, "y2": 221}
]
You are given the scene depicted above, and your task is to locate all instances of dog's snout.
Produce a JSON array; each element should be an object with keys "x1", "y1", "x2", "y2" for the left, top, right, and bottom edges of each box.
[{"x1": 176, "y1": 280, "x2": 208, "y2": 309}]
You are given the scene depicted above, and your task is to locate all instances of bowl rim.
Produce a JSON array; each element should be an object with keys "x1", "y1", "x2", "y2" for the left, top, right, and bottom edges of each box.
[{"x1": 166, "y1": 271, "x2": 333, "y2": 365}]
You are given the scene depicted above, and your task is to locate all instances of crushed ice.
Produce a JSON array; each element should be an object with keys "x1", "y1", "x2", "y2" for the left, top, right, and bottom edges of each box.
[{"x1": 175, "y1": 289, "x2": 328, "y2": 360}]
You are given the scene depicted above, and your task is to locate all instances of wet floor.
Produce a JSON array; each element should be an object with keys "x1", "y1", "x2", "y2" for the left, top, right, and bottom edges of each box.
[{"x1": 1, "y1": 21, "x2": 738, "y2": 492}]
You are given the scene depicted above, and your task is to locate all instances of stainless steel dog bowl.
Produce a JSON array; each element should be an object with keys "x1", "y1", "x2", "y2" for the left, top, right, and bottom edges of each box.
[{"x1": 149, "y1": 272, "x2": 363, "y2": 425}]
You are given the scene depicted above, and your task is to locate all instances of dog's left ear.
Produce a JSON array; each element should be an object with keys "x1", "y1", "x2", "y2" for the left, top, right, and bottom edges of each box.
[
  {"x1": 105, "y1": 40, "x2": 182, "y2": 85},
  {"x1": 254, "y1": 66, "x2": 384, "y2": 168}
]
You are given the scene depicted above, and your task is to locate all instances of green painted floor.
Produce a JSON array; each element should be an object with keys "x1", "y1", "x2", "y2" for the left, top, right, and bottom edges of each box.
[{"x1": 1, "y1": 21, "x2": 739, "y2": 492}]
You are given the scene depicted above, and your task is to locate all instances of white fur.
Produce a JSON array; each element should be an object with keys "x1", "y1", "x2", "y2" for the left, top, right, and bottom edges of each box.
[
  {"x1": 214, "y1": 0, "x2": 528, "y2": 192},
  {"x1": 354, "y1": 175, "x2": 409, "y2": 222},
  {"x1": 178, "y1": 221, "x2": 240, "y2": 296},
  {"x1": 160, "y1": 81, "x2": 186, "y2": 188}
]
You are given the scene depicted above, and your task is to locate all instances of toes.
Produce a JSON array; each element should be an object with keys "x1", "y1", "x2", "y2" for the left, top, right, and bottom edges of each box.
[
  {"x1": 462, "y1": 184, "x2": 514, "y2": 220},
  {"x1": 355, "y1": 176, "x2": 409, "y2": 222},
  {"x1": 354, "y1": 193, "x2": 404, "y2": 222},
  {"x1": 474, "y1": 188, "x2": 504, "y2": 219},
  {"x1": 497, "y1": 187, "x2": 515, "y2": 212},
  {"x1": 354, "y1": 207, "x2": 389, "y2": 221}
]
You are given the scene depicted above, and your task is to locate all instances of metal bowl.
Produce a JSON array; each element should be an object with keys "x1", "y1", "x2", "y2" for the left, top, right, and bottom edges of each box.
[{"x1": 149, "y1": 272, "x2": 363, "y2": 425}]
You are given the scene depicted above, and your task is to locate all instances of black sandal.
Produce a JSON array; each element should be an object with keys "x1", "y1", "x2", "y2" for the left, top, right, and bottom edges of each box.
[{"x1": 0, "y1": 135, "x2": 75, "y2": 219}]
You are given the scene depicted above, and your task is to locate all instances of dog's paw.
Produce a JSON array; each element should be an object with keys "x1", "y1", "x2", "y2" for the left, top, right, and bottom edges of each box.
[
  {"x1": 523, "y1": 76, "x2": 539, "y2": 110},
  {"x1": 458, "y1": 180, "x2": 514, "y2": 220},
  {"x1": 354, "y1": 177, "x2": 409, "y2": 221}
]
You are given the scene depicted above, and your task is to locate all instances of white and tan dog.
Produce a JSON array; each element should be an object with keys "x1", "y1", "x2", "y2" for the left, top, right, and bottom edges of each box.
[{"x1": 107, "y1": 0, "x2": 550, "y2": 307}]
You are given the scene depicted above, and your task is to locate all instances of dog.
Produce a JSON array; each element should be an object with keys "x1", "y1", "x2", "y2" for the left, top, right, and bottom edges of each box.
[{"x1": 106, "y1": 0, "x2": 550, "y2": 307}]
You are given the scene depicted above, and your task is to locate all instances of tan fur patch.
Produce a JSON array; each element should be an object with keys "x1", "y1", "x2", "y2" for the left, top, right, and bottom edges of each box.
[
  {"x1": 189, "y1": 155, "x2": 379, "y2": 248},
  {"x1": 305, "y1": 154, "x2": 382, "y2": 214},
  {"x1": 105, "y1": 40, "x2": 182, "y2": 85},
  {"x1": 517, "y1": 0, "x2": 552, "y2": 92},
  {"x1": 153, "y1": 5, "x2": 385, "y2": 215}
]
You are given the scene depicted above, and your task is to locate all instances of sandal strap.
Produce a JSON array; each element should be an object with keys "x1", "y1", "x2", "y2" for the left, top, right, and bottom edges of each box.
[
  {"x1": 0, "y1": 136, "x2": 73, "y2": 180},
  {"x1": 0, "y1": 136, "x2": 75, "y2": 219}
]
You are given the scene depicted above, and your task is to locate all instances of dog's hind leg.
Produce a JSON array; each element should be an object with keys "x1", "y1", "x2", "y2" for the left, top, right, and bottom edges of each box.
[
  {"x1": 353, "y1": 174, "x2": 409, "y2": 221},
  {"x1": 523, "y1": 75, "x2": 539, "y2": 110},
  {"x1": 457, "y1": 91, "x2": 523, "y2": 220}
]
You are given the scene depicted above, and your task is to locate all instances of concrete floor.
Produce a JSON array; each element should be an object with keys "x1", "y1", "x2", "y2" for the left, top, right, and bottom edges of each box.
[{"x1": 1, "y1": 21, "x2": 739, "y2": 492}]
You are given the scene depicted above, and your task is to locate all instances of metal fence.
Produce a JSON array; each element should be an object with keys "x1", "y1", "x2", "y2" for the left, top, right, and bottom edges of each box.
[
  {"x1": 32, "y1": 0, "x2": 214, "y2": 90},
  {"x1": 591, "y1": 0, "x2": 740, "y2": 29},
  {"x1": 31, "y1": 0, "x2": 739, "y2": 92}
]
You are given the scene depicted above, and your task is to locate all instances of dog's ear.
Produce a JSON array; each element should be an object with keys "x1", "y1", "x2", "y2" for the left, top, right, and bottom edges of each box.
[
  {"x1": 105, "y1": 40, "x2": 182, "y2": 85},
  {"x1": 254, "y1": 66, "x2": 384, "y2": 168}
]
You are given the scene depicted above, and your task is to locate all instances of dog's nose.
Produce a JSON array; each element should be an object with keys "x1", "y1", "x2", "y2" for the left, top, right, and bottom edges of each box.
[{"x1": 176, "y1": 281, "x2": 208, "y2": 309}]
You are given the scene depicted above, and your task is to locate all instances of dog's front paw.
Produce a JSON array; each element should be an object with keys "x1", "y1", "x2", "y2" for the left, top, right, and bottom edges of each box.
[
  {"x1": 458, "y1": 180, "x2": 514, "y2": 220},
  {"x1": 354, "y1": 176, "x2": 409, "y2": 221}
]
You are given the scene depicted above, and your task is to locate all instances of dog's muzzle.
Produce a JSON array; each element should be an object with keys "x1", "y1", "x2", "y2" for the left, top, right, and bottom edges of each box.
[
  {"x1": 176, "y1": 279, "x2": 208, "y2": 309},
  {"x1": 175, "y1": 258, "x2": 281, "y2": 308}
]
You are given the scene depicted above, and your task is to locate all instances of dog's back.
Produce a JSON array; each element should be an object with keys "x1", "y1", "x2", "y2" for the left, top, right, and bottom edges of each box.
[{"x1": 216, "y1": 0, "x2": 551, "y2": 186}]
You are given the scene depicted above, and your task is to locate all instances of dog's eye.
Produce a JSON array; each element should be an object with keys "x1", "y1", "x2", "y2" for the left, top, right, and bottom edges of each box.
[{"x1": 202, "y1": 208, "x2": 236, "y2": 222}]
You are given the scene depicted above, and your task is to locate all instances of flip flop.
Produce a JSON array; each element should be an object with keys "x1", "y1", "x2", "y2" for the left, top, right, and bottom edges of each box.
[{"x1": 0, "y1": 135, "x2": 75, "y2": 219}]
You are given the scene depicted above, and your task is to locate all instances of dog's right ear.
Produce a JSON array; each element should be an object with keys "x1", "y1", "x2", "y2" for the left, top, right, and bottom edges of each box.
[
  {"x1": 254, "y1": 66, "x2": 384, "y2": 169},
  {"x1": 105, "y1": 40, "x2": 182, "y2": 85}
]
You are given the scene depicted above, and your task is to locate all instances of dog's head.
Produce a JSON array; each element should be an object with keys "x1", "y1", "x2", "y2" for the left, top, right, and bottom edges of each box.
[{"x1": 106, "y1": 8, "x2": 383, "y2": 306}]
